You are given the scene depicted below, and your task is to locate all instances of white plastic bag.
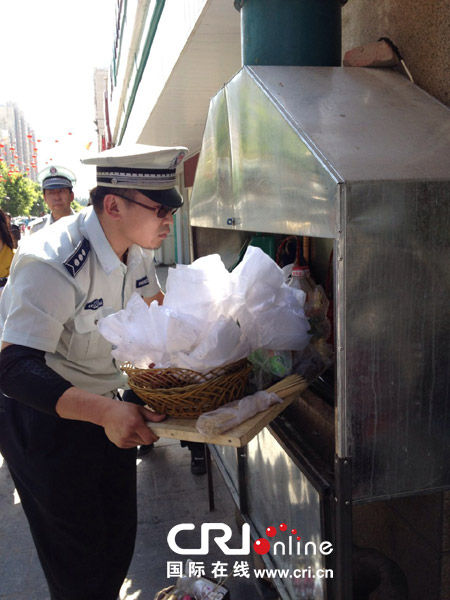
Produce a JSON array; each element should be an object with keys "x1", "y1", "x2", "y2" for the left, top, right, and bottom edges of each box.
[
  {"x1": 98, "y1": 246, "x2": 311, "y2": 371},
  {"x1": 97, "y1": 294, "x2": 161, "y2": 367},
  {"x1": 232, "y1": 248, "x2": 310, "y2": 351},
  {"x1": 196, "y1": 390, "x2": 282, "y2": 435},
  {"x1": 170, "y1": 315, "x2": 250, "y2": 371},
  {"x1": 164, "y1": 254, "x2": 233, "y2": 322}
]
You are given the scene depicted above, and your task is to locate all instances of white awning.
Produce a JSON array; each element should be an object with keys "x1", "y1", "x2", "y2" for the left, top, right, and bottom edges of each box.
[{"x1": 123, "y1": 0, "x2": 241, "y2": 157}]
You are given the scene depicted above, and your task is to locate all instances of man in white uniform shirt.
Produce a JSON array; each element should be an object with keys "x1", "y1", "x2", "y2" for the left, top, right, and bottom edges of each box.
[
  {"x1": 28, "y1": 165, "x2": 76, "y2": 234},
  {"x1": 0, "y1": 144, "x2": 187, "y2": 600}
]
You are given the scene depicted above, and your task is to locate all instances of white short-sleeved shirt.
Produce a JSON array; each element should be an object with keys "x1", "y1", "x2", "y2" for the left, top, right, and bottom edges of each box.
[{"x1": 0, "y1": 206, "x2": 160, "y2": 394}]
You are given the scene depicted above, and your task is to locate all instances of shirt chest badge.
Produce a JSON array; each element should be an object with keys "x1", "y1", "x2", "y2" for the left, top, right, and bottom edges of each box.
[
  {"x1": 84, "y1": 298, "x2": 104, "y2": 311},
  {"x1": 136, "y1": 276, "x2": 149, "y2": 288}
]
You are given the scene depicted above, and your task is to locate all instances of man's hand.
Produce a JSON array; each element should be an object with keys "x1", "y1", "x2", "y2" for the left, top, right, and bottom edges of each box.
[
  {"x1": 143, "y1": 289, "x2": 164, "y2": 306},
  {"x1": 56, "y1": 387, "x2": 165, "y2": 449},
  {"x1": 101, "y1": 402, "x2": 166, "y2": 448}
]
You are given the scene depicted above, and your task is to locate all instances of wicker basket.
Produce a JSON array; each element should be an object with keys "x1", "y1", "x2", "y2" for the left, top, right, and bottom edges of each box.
[{"x1": 122, "y1": 358, "x2": 252, "y2": 418}]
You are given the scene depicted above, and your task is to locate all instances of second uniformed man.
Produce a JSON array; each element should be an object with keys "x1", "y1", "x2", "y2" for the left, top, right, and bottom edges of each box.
[{"x1": 29, "y1": 165, "x2": 77, "y2": 234}]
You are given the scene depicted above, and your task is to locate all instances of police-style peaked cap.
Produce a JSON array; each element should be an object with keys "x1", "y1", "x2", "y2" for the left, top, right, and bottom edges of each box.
[
  {"x1": 81, "y1": 144, "x2": 187, "y2": 208},
  {"x1": 38, "y1": 165, "x2": 76, "y2": 190}
]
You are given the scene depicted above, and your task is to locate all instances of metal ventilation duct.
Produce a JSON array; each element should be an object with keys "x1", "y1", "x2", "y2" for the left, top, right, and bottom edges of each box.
[
  {"x1": 190, "y1": 66, "x2": 449, "y2": 238},
  {"x1": 190, "y1": 66, "x2": 450, "y2": 500}
]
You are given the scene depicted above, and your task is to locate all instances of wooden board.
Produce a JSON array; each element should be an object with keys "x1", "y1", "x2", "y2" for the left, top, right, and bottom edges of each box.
[{"x1": 146, "y1": 376, "x2": 308, "y2": 447}]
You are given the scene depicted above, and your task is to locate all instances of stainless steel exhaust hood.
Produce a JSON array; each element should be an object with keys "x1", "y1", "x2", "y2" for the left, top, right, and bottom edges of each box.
[
  {"x1": 190, "y1": 66, "x2": 449, "y2": 238},
  {"x1": 190, "y1": 66, "x2": 450, "y2": 501}
]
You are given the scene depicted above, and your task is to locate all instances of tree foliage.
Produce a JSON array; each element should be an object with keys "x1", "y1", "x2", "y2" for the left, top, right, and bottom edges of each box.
[
  {"x1": 0, "y1": 163, "x2": 43, "y2": 216},
  {"x1": 71, "y1": 198, "x2": 84, "y2": 213}
]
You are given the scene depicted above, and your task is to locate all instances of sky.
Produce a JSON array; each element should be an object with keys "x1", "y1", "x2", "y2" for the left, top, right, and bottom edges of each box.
[{"x1": 1, "y1": 0, "x2": 117, "y2": 198}]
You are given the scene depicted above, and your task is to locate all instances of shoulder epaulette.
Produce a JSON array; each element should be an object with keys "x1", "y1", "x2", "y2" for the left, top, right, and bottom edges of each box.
[
  {"x1": 63, "y1": 238, "x2": 91, "y2": 277},
  {"x1": 29, "y1": 217, "x2": 45, "y2": 229}
]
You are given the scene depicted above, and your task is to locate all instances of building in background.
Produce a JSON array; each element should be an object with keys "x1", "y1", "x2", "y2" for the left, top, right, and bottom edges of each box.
[
  {"x1": 93, "y1": 69, "x2": 110, "y2": 152},
  {"x1": 0, "y1": 102, "x2": 38, "y2": 182}
]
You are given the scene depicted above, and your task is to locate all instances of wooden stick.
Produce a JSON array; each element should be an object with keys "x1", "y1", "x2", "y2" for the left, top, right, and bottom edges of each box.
[{"x1": 266, "y1": 374, "x2": 307, "y2": 397}]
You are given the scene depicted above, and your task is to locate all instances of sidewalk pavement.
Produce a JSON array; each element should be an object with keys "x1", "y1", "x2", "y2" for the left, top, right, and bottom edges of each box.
[{"x1": 0, "y1": 438, "x2": 278, "y2": 599}]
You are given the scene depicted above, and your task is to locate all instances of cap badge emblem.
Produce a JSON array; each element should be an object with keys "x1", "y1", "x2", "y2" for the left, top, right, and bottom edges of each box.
[{"x1": 171, "y1": 151, "x2": 185, "y2": 168}]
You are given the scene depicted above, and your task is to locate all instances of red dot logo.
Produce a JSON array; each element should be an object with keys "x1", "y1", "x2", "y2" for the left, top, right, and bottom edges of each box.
[
  {"x1": 291, "y1": 528, "x2": 297, "y2": 535},
  {"x1": 253, "y1": 538, "x2": 271, "y2": 555},
  {"x1": 266, "y1": 526, "x2": 277, "y2": 537},
  {"x1": 279, "y1": 523, "x2": 287, "y2": 532}
]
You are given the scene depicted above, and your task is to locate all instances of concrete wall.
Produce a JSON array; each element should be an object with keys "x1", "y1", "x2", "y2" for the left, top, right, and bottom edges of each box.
[{"x1": 342, "y1": 0, "x2": 450, "y2": 106}]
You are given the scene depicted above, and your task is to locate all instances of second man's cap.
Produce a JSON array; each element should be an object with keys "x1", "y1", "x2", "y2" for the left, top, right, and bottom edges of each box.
[{"x1": 38, "y1": 165, "x2": 76, "y2": 190}]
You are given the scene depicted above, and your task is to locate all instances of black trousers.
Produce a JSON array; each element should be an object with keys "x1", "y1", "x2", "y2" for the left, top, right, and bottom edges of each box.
[{"x1": 0, "y1": 394, "x2": 137, "y2": 600}]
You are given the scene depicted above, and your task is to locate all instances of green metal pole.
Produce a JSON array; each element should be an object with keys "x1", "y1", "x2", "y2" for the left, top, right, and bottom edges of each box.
[{"x1": 235, "y1": 0, "x2": 341, "y2": 67}]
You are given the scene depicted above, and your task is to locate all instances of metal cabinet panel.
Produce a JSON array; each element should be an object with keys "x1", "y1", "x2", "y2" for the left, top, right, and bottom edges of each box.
[{"x1": 246, "y1": 428, "x2": 329, "y2": 600}]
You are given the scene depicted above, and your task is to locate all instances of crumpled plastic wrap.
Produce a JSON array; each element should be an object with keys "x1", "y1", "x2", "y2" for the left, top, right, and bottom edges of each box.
[
  {"x1": 196, "y1": 390, "x2": 282, "y2": 435},
  {"x1": 164, "y1": 253, "x2": 234, "y2": 320},
  {"x1": 230, "y1": 249, "x2": 310, "y2": 350},
  {"x1": 98, "y1": 246, "x2": 311, "y2": 371}
]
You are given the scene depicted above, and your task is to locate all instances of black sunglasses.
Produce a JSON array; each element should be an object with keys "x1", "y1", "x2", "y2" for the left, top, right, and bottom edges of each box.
[{"x1": 115, "y1": 194, "x2": 178, "y2": 218}]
